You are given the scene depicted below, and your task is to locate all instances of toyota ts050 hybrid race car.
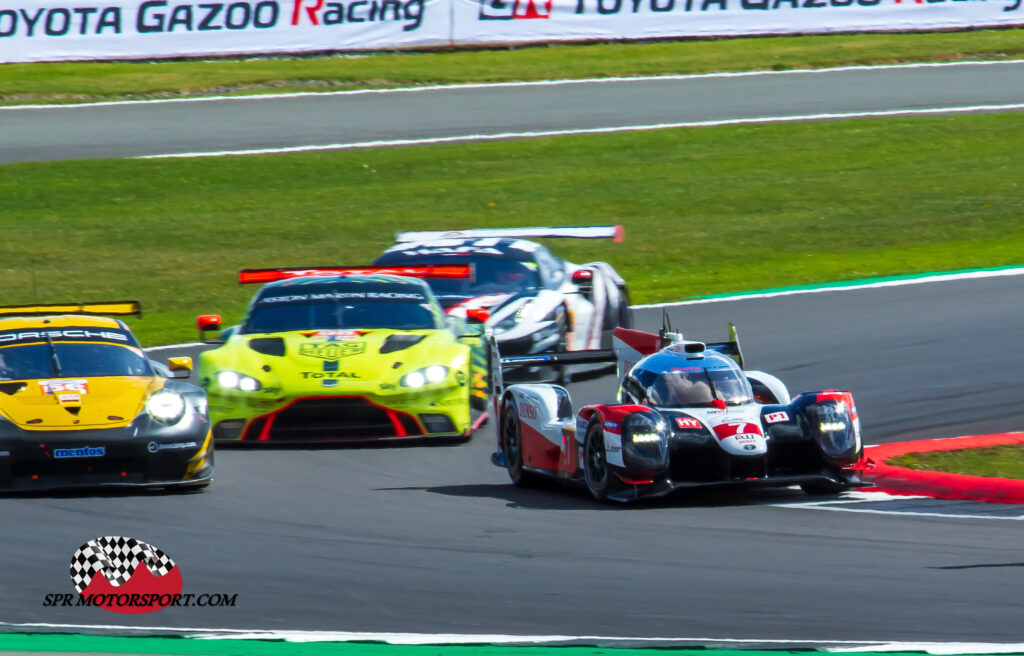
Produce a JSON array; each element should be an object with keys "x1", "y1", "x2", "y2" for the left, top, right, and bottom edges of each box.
[
  {"x1": 195, "y1": 266, "x2": 488, "y2": 443},
  {"x1": 0, "y1": 302, "x2": 213, "y2": 492},
  {"x1": 373, "y1": 226, "x2": 632, "y2": 379},
  {"x1": 489, "y1": 321, "x2": 866, "y2": 502}
]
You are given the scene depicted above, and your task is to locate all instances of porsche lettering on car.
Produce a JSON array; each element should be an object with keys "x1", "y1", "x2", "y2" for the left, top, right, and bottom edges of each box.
[
  {"x1": 489, "y1": 321, "x2": 866, "y2": 502},
  {"x1": 0, "y1": 302, "x2": 213, "y2": 492},
  {"x1": 196, "y1": 267, "x2": 487, "y2": 443},
  {"x1": 373, "y1": 226, "x2": 632, "y2": 380}
]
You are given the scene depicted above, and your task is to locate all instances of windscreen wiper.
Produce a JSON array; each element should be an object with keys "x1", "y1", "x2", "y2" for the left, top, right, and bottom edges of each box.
[{"x1": 45, "y1": 332, "x2": 63, "y2": 377}]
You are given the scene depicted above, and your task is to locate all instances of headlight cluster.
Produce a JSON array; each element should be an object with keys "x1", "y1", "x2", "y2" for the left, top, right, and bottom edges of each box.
[
  {"x1": 146, "y1": 389, "x2": 186, "y2": 424},
  {"x1": 492, "y1": 300, "x2": 533, "y2": 333},
  {"x1": 621, "y1": 411, "x2": 669, "y2": 471},
  {"x1": 401, "y1": 365, "x2": 448, "y2": 388},
  {"x1": 217, "y1": 370, "x2": 262, "y2": 392}
]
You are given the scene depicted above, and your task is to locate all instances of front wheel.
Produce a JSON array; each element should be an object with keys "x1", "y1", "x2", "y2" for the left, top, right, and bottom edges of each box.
[
  {"x1": 551, "y1": 306, "x2": 569, "y2": 384},
  {"x1": 501, "y1": 397, "x2": 532, "y2": 487},
  {"x1": 583, "y1": 420, "x2": 614, "y2": 501},
  {"x1": 617, "y1": 286, "x2": 633, "y2": 329}
]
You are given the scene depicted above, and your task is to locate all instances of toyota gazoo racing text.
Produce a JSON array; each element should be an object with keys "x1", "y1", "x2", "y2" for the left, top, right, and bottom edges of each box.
[
  {"x1": 0, "y1": 302, "x2": 213, "y2": 492},
  {"x1": 196, "y1": 266, "x2": 487, "y2": 443},
  {"x1": 373, "y1": 226, "x2": 632, "y2": 381},
  {"x1": 489, "y1": 321, "x2": 866, "y2": 502}
]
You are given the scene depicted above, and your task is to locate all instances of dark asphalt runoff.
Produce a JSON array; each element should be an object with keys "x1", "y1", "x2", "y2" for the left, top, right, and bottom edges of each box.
[
  {"x1": 3, "y1": 274, "x2": 1023, "y2": 643},
  {"x1": 3, "y1": 61, "x2": 1024, "y2": 163}
]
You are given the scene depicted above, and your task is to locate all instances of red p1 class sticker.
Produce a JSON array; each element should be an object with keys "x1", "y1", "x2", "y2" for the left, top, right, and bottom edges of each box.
[
  {"x1": 712, "y1": 421, "x2": 763, "y2": 441},
  {"x1": 764, "y1": 411, "x2": 789, "y2": 424},
  {"x1": 69, "y1": 536, "x2": 182, "y2": 614}
]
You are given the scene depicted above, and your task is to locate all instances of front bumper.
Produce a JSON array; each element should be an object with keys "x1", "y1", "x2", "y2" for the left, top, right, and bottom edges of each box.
[
  {"x1": 607, "y1": 470, "x2": 867, "y2": 502},
  {"x1": 211, "y1": 392, "x2": 472, "y2": 443},
  {"x1": 0, "y1": 417, "x2": 213, "y2": 492}
]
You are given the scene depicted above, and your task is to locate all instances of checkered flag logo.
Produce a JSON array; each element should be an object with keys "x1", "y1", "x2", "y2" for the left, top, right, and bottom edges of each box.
[{"x1": 69, "y1": 536, "x2": 176, "y2": 593}]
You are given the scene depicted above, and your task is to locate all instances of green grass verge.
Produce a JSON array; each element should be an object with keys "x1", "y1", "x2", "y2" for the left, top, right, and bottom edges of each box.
[
  {"x1": 2, "y1": 111, "x2": 1023, "y2": 346},
  {"x1": 890, "y1": 444, "x2": 1024, "y2": 480},
  {"x1": 3, "y1": 29, "x2": 1024, "y2": 105},
  {"x1": 0, "y1": 634, "x2": 1006, "y2": 656}
]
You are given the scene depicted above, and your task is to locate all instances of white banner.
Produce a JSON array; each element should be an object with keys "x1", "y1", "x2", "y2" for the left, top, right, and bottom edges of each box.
[
  {"x1": 1, "y1": 0, "x2": 1022, "y2": 62},
  {"x1": 0, "y1": 0, "x2": 450, "y2": 62},
  {"x1": 454, "y1": 0, "x2": 1024, "y2": 43}
]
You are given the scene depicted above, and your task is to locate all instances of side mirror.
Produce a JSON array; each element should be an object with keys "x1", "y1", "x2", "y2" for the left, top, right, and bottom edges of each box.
[
  {"x1": 167, "y1": 356, "x2": 193, "y2": 379},
  {"x1": 197, "y1": 314, "x2": 223, "y2": 343},
  {"x1": 571, "y1": 268, "x2": 594, "y2": 296}
]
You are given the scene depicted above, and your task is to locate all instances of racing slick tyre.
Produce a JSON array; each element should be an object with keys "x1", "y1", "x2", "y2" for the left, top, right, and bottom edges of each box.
[
  {"x1": 551, "y1": 305, "x2": 570, "y2": 385},
  {"x1": 800, "y1": 480, "x2": 846, "y2": 496},
  {"x1": 583, "y1": 419, "x2": 616, "y2": 502},
  {"x1": 617, "y1": 287, "x2": 633, "y2": 330},
  {"x1": 501, "y1": 397, "x2": 534, "y2": 487}
]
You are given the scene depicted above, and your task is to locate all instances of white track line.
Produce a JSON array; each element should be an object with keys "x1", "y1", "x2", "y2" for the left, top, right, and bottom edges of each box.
[
  {"x1": 5, "y1": 622, "x2": 1024, "y2": 651},
  {"x1": 142, "y1": 268, "x2": 1024, "y2": 351},
  {"x1": 4, "y1": 59, "x2": 1023, "y2": 112},
  {"x1": 138, "y1": 102, "x2": 1024, "y2": 159},
  {"x1": 631, "y1": 265, "x2": 1024, "y2": 308},
  {"x1": 145, "y1": 342, "x2": 204, "y2": 351}
]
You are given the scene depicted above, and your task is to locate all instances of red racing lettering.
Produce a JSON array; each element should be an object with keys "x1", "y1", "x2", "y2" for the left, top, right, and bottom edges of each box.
[{"x1": 291, "y1": 0, "x2": 324, "y2": 25}]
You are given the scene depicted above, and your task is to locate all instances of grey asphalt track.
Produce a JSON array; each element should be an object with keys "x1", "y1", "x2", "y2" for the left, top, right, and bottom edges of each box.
[
  {"x1": 3, "y1": 61, "x2": 1024, "y2": 163},
  {"x1": 3, "y1": 275, "x2": 1023, "y2": 643}
]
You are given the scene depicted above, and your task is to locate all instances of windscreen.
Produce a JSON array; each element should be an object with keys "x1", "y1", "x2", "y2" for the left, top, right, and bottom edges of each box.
[
  {"x1": 380, "y1": 256, "x2": 540, "y2": 296},
  {"x1": 244, "y1": 290, "x2": 439, "y2": 333},
  {"x1": 0, "y1": 343, "x2": 150, "y2": 380},
  {"x1": 646, "y1": 368, "x2": 752, "y2": 407}
]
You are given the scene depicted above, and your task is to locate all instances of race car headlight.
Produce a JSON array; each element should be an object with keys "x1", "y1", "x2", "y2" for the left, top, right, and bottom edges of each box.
[
  {"x1": 621, "y1": 411, "x2": 669, "y2": 471},
  {"x1": 216, "y1": 370, "x2": 262, "y2": 392},
  {"x1": 401, "y1": 365, "x2": 449, "y2": 388},
  {"x1": 146, "y1": 390, "x2": 186, "y2": 424},
  {"x1": 492, "y1": 300, "x2": 532, "y2": 333}
]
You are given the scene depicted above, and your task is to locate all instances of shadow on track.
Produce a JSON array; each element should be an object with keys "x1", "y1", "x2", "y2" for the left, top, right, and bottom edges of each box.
[
  {"x1": 1, "y1": 484, "x2": 206, "y2": 499},
  {"x1": 378, "y1": 480, "x2": 816, "y2": 510}
]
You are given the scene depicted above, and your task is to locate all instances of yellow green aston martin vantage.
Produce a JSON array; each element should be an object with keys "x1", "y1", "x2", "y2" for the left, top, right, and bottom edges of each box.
[{"x1": 196, "y1": 267, "x2": 488, "y2": 443}]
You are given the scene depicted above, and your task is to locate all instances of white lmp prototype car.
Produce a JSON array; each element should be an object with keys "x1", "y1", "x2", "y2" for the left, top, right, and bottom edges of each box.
[
  {"x1": 373, "y1": 226, "x2": 632, "y2": 380},
  {"x1": 489, "y1": 321, "x2": 867, "y2": 502}
]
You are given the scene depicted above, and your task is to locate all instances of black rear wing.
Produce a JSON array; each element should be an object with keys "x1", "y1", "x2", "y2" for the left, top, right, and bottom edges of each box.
[
  {"x1": 487, "y1": 337, "x2": 615, "y2": 402},
  {"x1": 704, "y1": 325, "x2": 744, "y2": 368},
  {"x1": 488, "y1": 323, "x2": 744, "y2": 404}
]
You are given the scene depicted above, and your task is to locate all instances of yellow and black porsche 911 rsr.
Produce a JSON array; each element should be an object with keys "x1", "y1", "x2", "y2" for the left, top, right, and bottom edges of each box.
[{"x1": 0, "y1": 302, "x2": 213, "y2": 492}]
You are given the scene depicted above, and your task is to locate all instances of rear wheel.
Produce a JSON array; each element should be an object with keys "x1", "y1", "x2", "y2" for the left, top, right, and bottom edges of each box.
[
  {"x1": 583, "y1": 420, "x2": 614, "y2": 501},
  {"x1": 501, "y1": 397, "x2": 532, "y2": 487}
]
